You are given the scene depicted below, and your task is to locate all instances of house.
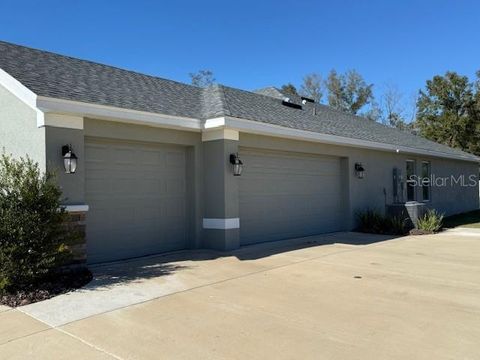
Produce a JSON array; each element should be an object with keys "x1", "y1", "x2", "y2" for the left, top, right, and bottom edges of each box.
[{"x1": 0, "y1": 41, "x2": 478, "y2": 264}]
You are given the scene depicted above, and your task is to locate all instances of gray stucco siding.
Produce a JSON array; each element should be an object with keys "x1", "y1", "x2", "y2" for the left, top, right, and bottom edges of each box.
[
  {"x1": 45, "y1": 126, "x2": 85, "y2": 205},
  {"x1": 0, "y1": 85, "x2": 46, "y2": 170},
  {"x1": 202, "y1": 139, "x2": 240, "y2": 250}
]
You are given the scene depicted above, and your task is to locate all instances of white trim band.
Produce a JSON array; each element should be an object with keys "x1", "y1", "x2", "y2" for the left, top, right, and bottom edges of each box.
[
  {"x1": 202, "y1": 128, "x2": 239, "y2": 142},
  {"x1": 62, "y1": 205, "x2": 90, "y2": 213},
  {"x1": 42, "y1": 113, "x2": 84, "y2": 130},
  {"x1": 36, "y1": 96, "x2": 202, "y2": 131},
  {"x1": 203, "y1": 218, "x2": 240, "y2": 230}
]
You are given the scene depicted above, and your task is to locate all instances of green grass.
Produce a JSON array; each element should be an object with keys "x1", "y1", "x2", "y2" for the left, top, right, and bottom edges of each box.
[{"x1": 443, "y1": 210, "x2": 480, "y2": 229}]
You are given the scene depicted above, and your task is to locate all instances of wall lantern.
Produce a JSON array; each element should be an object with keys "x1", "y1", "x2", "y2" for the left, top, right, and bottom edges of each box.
[
  {"x1": 229, "y1": 153, "x2": 244, "y2": 176},
  {"x1": 62, "y1": 144, "x2": 78, "y2": 174},
  {"x1": 355, "y1": 163, "x2": 365, "y2": 179}
]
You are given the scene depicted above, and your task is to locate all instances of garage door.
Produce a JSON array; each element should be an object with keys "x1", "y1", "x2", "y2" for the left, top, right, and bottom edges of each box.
[
  {"x1": 85, "y1": 138, "x2": 188, "y2": 264},
  {"x1": 239, "y1": 149, "x2": 343, "y2": 245}
]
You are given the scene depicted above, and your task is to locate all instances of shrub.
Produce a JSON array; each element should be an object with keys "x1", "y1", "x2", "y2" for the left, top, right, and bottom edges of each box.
[
  {"x1": 356, "y1": 209, "x2": 385, "y2": 234},
  {"x1": 356, "y1": 209, "x2": 408, "y2": 235},
  {"x1": 0, "y1": 154, "x2": 73, "y2": 293},
  {"x1": 417, "y1": 209, "x2": 444, "y2": 233},
  {"x1": 384, "y1": 215, "x2": 408, "y2": 235}
]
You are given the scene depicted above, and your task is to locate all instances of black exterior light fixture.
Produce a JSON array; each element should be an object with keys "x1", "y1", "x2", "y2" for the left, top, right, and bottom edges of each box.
[
  {"x1": 355, "y1": 163, "x2": 365, "y2": 179},
  {"x1": 62, "y1": 145, "x2": 78, "y2": 174},
  {"x1": 229, "y1": 153, "x2": 243, "y2": 176}
]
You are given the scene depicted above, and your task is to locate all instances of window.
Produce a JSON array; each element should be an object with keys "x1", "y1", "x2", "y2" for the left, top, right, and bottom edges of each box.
[
  {"x1": 421, "y1": 161, "x2": 431, "y2": 201},
  {"x1": 406, "y1": 160, "x2": 416, "y2": 201}
]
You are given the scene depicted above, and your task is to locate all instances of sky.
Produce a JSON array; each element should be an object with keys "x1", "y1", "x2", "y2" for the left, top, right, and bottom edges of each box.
[{"x1": 0, "y1": 0, "x2": 479, "y2": 118}]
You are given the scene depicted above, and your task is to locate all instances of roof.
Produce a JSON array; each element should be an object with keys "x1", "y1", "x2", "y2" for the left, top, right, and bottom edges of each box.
[
  {"x1": 0, "y1": 40, "x2": 478, "y2": 162},
  {"x1": 0, "y1": 41, "x2": 204, "y2": 119}
]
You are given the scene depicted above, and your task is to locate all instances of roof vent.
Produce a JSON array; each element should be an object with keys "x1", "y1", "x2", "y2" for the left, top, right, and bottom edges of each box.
[
  {"x1": 282, "y1": 97, "x2": 302, "y2": 110},
  {"x1": 301, "y1": 96, "x2": 315, "y2": 103}
]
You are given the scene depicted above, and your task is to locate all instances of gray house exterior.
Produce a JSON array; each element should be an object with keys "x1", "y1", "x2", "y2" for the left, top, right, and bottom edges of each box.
[{"x1": 1, "y1": 41, "x2": 478, "y2": 264}]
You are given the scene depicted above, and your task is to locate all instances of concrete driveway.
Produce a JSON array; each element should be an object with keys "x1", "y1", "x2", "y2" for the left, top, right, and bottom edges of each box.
[{"x1": 1, "y1": 230, "x2": 480, "y2": 359}]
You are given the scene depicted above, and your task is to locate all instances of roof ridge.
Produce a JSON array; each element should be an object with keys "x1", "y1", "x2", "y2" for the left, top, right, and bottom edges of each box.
[
  {"x1": 200, "y1": 84, "x2": 231, "y2": 119},
  {"x1": 216, "y1": 84, "x2": 232, "y2": 116}
]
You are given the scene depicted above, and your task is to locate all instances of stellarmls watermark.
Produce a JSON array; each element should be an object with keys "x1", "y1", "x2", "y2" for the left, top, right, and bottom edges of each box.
[{"x1": 409, "y1": 174, "x2": 478, "y2": 187}]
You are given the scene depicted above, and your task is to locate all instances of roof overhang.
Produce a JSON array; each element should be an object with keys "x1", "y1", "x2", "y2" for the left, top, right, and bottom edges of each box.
[
  {"x1": 36, "y1": 96, "x2": 202, "y2": 132},
  {"x1": 205, "y1": 116, "x2": 480, "y2": 163},
  {"x1": 0, "y1": 68, "x2": 202, "y2": 132},
  {"x1": 2, "y1": 68, "x2": 478, "y2": 163}
]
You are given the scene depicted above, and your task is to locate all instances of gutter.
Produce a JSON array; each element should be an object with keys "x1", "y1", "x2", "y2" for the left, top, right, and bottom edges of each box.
[{"x1": 205, "y1": 116, "x2": 480, "y2": 163}]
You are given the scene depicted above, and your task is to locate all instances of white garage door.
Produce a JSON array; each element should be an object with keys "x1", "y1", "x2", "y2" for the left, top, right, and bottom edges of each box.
[
  {"x1": 85, "y1": 138, "x2": 188, "y2": 264},
  {"x1": 239, "y1": 149, "x2": 343, "y2": 245}
]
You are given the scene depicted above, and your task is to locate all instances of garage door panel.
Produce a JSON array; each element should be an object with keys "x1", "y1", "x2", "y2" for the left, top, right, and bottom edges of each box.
[
  {"x1": 239, "y1": 149, "x2": 343, "y2": 245},
  {"x1": 85, "y1": 139, "x2": 188, "y2": 264}
]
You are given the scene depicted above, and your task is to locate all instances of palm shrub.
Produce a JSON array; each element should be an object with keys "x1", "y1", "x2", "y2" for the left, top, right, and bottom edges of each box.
[
  {"x1": 417, "y1": 209, "x2": 444, "y2": 233},
  {"x1": 0, "y1": 154, "x2": 73, "y2": 293}
]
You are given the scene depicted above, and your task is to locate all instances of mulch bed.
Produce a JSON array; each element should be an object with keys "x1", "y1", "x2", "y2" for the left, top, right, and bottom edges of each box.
[{"x1": 0, "y1": 268, "x2": 92, "y2": 307}]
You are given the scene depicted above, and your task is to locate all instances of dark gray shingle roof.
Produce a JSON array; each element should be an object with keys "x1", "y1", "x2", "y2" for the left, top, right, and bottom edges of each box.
[
  {"x1": 216, "y1": 85, "x2": 478, "y2": 161},
  {"x1": 0, "y1": 41, "x2": 478, "y2": 161},
  {"x1": 0, "y1": 41, "x2": 204, "y2": 119}
]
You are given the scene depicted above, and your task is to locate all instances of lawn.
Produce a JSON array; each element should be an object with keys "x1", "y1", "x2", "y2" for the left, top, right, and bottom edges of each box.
[{"x1": 443, "y1": 210, "x2": 480, "y2": 229}]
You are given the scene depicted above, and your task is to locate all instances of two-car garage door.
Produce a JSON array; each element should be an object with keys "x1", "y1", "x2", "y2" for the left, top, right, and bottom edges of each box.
[
  {"x1": 85, "y1": 138, "x2": 188, "y2": 264},
  {"x1": 239, "y1": 149, "x2": 344, "y2": 245}
]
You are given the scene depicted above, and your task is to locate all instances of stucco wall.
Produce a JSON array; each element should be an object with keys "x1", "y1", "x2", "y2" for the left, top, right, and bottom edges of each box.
[
  {"x1": 239, "y1": 133, "x2": 479, "y2": 227},
  {"x1": 44, "y1": 118, "x2": 478, "y2": 255},
  {"x1": 0, "y1": 85, "x2": 46, "y2": 170},
  {"x1": 45, "y1": 126, "x2": 85, "y2": 205}
]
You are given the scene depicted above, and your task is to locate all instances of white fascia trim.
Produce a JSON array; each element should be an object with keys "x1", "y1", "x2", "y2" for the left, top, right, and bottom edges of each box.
[
  {"x1": 0, "y1": 68, "x2": 45, "y2": 126},
  {"x1": 216, "y1": 116, "x2": 479, "y2": 163},
  {"x1": 203, "y1": 218, "x2": 240, "y2": 230},
  {"x1": 43, "y1": 113, "x2": 84, "y2": 130},
  {"x1": 204, "y1": 117, "x2": 226, "y2": 129},
  {"x1": 62, "y1": 205, "x2": 89, "y2": 213},
  {"x1": 36, "y1": 96, "x2": 202, "y2": 132}
]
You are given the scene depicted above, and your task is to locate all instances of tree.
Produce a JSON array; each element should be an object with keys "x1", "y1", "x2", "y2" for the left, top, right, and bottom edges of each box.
[
  {"x1": 416, "y1": 71, "x2": 479, "y2": 155},
  {"x1": 300, "y1": 73, "x2": 323, "y2": 102},
  {"x1": 380, "y1": 83, "x2": 409, "y2": 129},
  {"x1": 325, "y1": 69, "x2": 374, "y2": 114},
  {"x1": 280, "y1": 83, "x2": 299, "y2": 97},
  {"x1": 189, "y1": 70, "x2": 216, "y2": 87},
  {"x1": 362, "y1": 100, "x2": 382, "y2": 122}
]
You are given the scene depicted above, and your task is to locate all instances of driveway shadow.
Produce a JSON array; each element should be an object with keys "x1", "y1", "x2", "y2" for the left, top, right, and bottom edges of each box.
[
  {"x1": 232, "y1": 232, "x2": 401, "y2": 260},
  {"x1": 86, "y1": 232, "x2": 400, "y2": 289}
]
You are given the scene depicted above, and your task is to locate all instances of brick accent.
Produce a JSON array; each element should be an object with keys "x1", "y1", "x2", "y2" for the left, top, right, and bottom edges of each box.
[{"x1": 64, "y1": 211, "x2": 87, "y2": 266}]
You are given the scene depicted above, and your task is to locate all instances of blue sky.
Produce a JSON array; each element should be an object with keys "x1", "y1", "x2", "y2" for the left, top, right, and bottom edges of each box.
[{"x1": 1, "y1": 0, "x2": 478, "y2": 115}]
